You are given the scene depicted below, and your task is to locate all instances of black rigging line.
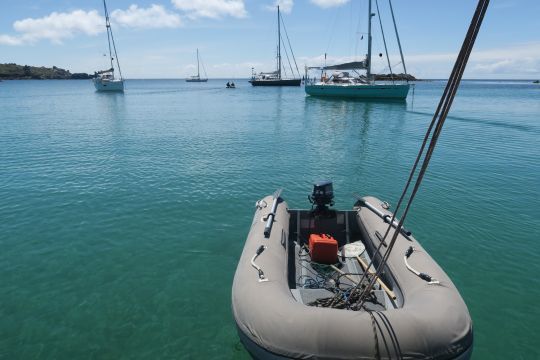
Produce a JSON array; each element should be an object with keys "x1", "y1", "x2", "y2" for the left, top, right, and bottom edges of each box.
[
  {"x1": 280, "y1": 14, "x2": 300, "y2": 78},
  {"x1": 351, "y1": 0, "x2": 490, "y2": 309},
  {"x1": 280, "y1": 36, "x2": 293, "y2": 78},
  {"x1": 103, "y1": 0, "x2": 122, "y2": 80},
  {"x1": 375, "y1": 0, "x2": 394, "y2": 82}
]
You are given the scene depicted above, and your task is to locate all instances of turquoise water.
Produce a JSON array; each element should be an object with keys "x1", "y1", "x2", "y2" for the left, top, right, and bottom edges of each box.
[{"x1": 1, "y1": 79, "x2": 539, "y2": 359}]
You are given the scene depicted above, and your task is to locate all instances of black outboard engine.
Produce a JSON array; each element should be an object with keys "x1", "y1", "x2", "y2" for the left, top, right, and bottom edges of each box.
[{"x1": 309, "y1": 180, "x2": 334, "y2": 213}]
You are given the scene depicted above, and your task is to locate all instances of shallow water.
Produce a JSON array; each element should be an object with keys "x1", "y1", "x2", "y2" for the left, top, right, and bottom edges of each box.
[{"x1": 1, "y1": 79, "x2": 539, "y2": 359}]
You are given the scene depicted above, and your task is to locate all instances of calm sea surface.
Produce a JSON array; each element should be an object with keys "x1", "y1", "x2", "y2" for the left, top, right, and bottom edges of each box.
[{"x1": 1, "y1": 79, "x2": 539, "y2": 359}]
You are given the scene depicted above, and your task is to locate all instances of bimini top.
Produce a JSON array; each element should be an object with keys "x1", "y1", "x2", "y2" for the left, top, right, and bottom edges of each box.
[{"x1": 95, "y1": 68, "x2": 114, "y2": 75}]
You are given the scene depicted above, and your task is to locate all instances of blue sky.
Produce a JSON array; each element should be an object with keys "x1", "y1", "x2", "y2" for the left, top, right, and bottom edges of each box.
[{"x1": 1, "y1": 0, "x2": 539, "y2": 79}]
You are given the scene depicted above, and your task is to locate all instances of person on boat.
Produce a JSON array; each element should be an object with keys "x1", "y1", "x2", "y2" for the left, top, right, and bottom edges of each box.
[
  {"x1": 231, "y1": 82, "x2": 235, "y2": 87},
  {"x1": 226, "y1": 81, "x2": 230, "y2": 87}
]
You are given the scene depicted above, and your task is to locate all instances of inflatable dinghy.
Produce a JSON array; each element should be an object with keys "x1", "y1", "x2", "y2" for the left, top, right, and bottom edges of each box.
[{"x1": 232, "y1": 182, "x2": 473, "y2": 359}]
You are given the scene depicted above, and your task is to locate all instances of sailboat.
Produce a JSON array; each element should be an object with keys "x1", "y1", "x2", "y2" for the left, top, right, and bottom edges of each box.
[
  {"x1": 186, "y1": 49, "x2": 208, "y2": 82},
  {"x1": 93, "y1": 0, "x2": 124, "y2": 92},
  {"x1": 249, "y1": 6, "x2": 301, "y2": 86},
  {"x1": 305, "y1": 0, "x2": 410, "y2": 99}
]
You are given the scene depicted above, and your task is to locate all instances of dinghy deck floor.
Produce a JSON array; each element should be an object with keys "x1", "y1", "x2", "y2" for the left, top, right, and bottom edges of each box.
[{"x1": 287, "y1": 209, "x2": 396, "y2": 311}]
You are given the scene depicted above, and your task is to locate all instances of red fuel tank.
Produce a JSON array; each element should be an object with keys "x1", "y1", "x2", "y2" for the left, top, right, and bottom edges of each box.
[{"x1": 309, "y1": 234, "x2": 338, "y2": 264}]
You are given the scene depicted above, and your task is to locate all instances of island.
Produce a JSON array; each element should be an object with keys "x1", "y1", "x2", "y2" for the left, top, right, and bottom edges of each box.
[
  {"x1": 0, "y1": 63, "x2": 93, "y2": 80},
  {"x1": 374, "y1": 73, "x2": 417, "y2": 81}
]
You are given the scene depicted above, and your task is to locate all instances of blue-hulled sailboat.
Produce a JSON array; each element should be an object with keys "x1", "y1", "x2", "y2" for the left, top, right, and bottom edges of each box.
[{"x1": 305, "y1": 0, "x2": 410, "y2": 99}]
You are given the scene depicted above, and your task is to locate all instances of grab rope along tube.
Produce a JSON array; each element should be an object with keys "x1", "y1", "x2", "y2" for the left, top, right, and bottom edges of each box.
[{"x1": 404, "y1": 246, "x2": 439, "y2": 285}]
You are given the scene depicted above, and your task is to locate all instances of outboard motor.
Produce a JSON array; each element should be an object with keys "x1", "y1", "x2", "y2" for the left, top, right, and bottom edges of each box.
[{"x1": 309, "y1": 180, "x2": 334, "y2": 213}]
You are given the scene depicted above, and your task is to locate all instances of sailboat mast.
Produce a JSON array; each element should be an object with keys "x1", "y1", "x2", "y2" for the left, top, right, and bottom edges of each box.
[
  {"x1": 197, "y1": 48, "x2": 200, "y2": 78},
  {"x1": 103, "y1": 0, "x2": 114, "y2": 72},
  {"x1": 367, "y1": 0, "x2": 373, "y2": 81},
  {"x1": 103, "y1": 0, "x2": 122, "y2": 80},
  {"x1": 277, "y1": 6, "x2": 281, "y2": 79},
  {"x1": 389, "y1": 0, "x2": 407, "y2": 75}
]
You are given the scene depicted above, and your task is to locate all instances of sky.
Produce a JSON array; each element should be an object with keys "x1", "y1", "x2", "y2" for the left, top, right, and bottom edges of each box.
[{"x1": 0, "y1": 0, "x2": 539, "y2": 79}]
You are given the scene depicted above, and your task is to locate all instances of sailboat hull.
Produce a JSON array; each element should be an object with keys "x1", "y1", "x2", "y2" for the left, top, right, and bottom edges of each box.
[
  {"x1": 305, "y1": 84, "x2": 410, "y2": 100},
  {"x1": 305, "y1": 83, "x2": 410, "y2": 99},
  {"x1": 249, "y1": 79, "x2": 301, "y2": 87},
  {"x1": 93, "y1": 78, "x2": 124, "y2": 92},
  {"x1": 185, "y1": 78, "x2": 208, "y2": 82}
]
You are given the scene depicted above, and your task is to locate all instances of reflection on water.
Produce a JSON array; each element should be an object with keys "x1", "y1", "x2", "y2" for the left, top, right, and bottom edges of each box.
[
  {"x1": 303, "y1": 96, "x2": 408, "y2": 158},
  {"x1": 407, "y1": 110, "x2": 538, "y2": 133}
]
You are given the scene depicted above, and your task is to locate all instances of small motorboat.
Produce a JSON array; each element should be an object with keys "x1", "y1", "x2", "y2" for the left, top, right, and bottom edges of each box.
[
  {"x1": 226, "y1": 82, "x2": 236, "y2": 88},
  {"x1": 232, "y1": 182, "x2": 473, "y2": 359}
]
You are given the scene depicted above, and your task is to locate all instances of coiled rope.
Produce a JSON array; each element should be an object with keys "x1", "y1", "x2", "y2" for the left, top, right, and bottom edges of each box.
[{"x1": 349, "y1": 0, "x2": 490, "y2": 310}]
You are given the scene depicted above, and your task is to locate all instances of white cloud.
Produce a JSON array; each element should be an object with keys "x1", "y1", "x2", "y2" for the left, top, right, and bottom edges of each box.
[
  {"x1": 0, "y1": 10, "x2": 104, "y2": 45},
  {"x1": 472, "y1": 59, "x2": 514, "y2": 73},
  {"x1": 0, "y1": 5, "x2": 185, "y2": 46},
  {"x1": 266, "y1": 0, "x2": 294, "y2": 14},
  {"x1": 0, "y1": 34, "x2": 24, "y2": 46},
  {"x1": 111, "y1": 4, "x2": 182, "y2": 29},
  {"x1": 472, "y1": 58, "x2": 539, "y2": 75},
  {"x1": 404, "y1": 43, "x2": 540, "y2": 77},
  {"x1": 310, "y1": 0, "x2": 349, "y2": 9},
  {"x1": 171, "y1": 0, "x2": 247, "y2": 19}
]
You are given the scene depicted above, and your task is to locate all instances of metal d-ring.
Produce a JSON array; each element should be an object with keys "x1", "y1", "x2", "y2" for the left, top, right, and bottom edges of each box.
[{"x1": 255, "y1": 199, "x2": 268, "y2": 210}]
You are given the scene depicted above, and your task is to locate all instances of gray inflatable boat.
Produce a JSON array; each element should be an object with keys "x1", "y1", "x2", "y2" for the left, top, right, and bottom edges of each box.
[{"x1": 232, "y1": 183, "x2": 473, "y2": 359}]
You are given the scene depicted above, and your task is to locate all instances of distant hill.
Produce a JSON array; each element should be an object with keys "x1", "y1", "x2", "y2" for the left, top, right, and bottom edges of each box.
[{"x1": 0, "y1": 63, "x2": 93, "y2": 80}]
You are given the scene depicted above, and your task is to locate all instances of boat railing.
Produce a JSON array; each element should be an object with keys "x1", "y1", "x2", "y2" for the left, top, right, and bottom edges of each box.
[{"x1": 305, "y1": 76, "x2": 371, "y2": 86}]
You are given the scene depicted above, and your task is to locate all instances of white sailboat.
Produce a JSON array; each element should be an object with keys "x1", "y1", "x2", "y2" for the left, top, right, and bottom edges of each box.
[
  {"x1": 186, "y1": 49, "x2": 208, "y2": 82},
  {"x1": 93, "y1": 0, "x2": 124, "y2": 92},
  {"x1": 305, "y1": 0, "x2": 410, "y2": 99}
]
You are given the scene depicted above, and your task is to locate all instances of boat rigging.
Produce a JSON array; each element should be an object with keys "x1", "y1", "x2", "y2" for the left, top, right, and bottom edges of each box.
[
  {"x1": 305, "y1": 0, "x2": 410, "y2": 99},
  {"x1": 249, "y1": 6, "x2": 301, "y2": 86},
  {"x1": 186, "y1": 49, "x2": 208, "y2": 82},
  {"x1": 93, "y1": 0, "x2": 124, "y2": 92}
]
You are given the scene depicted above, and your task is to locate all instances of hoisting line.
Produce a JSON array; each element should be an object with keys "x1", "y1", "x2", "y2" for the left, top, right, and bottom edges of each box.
[
  {"x1": 348, "y1": 0, "x2": 490, "y2": 310},
  {"x1": 375, "y1": 0, "x2": 394, "y2": 83}
]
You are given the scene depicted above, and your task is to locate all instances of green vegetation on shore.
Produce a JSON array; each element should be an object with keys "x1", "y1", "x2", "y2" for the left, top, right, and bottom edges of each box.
[
  {"x1": 0, "y1": 63, "x2": 419, "y2": 81},
  {"x1": 0, "y1": 63, "x2": 93, "y2": 80},
  {"x1": 374, "y1": 73, "x2": 417, "y2": 81}
]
